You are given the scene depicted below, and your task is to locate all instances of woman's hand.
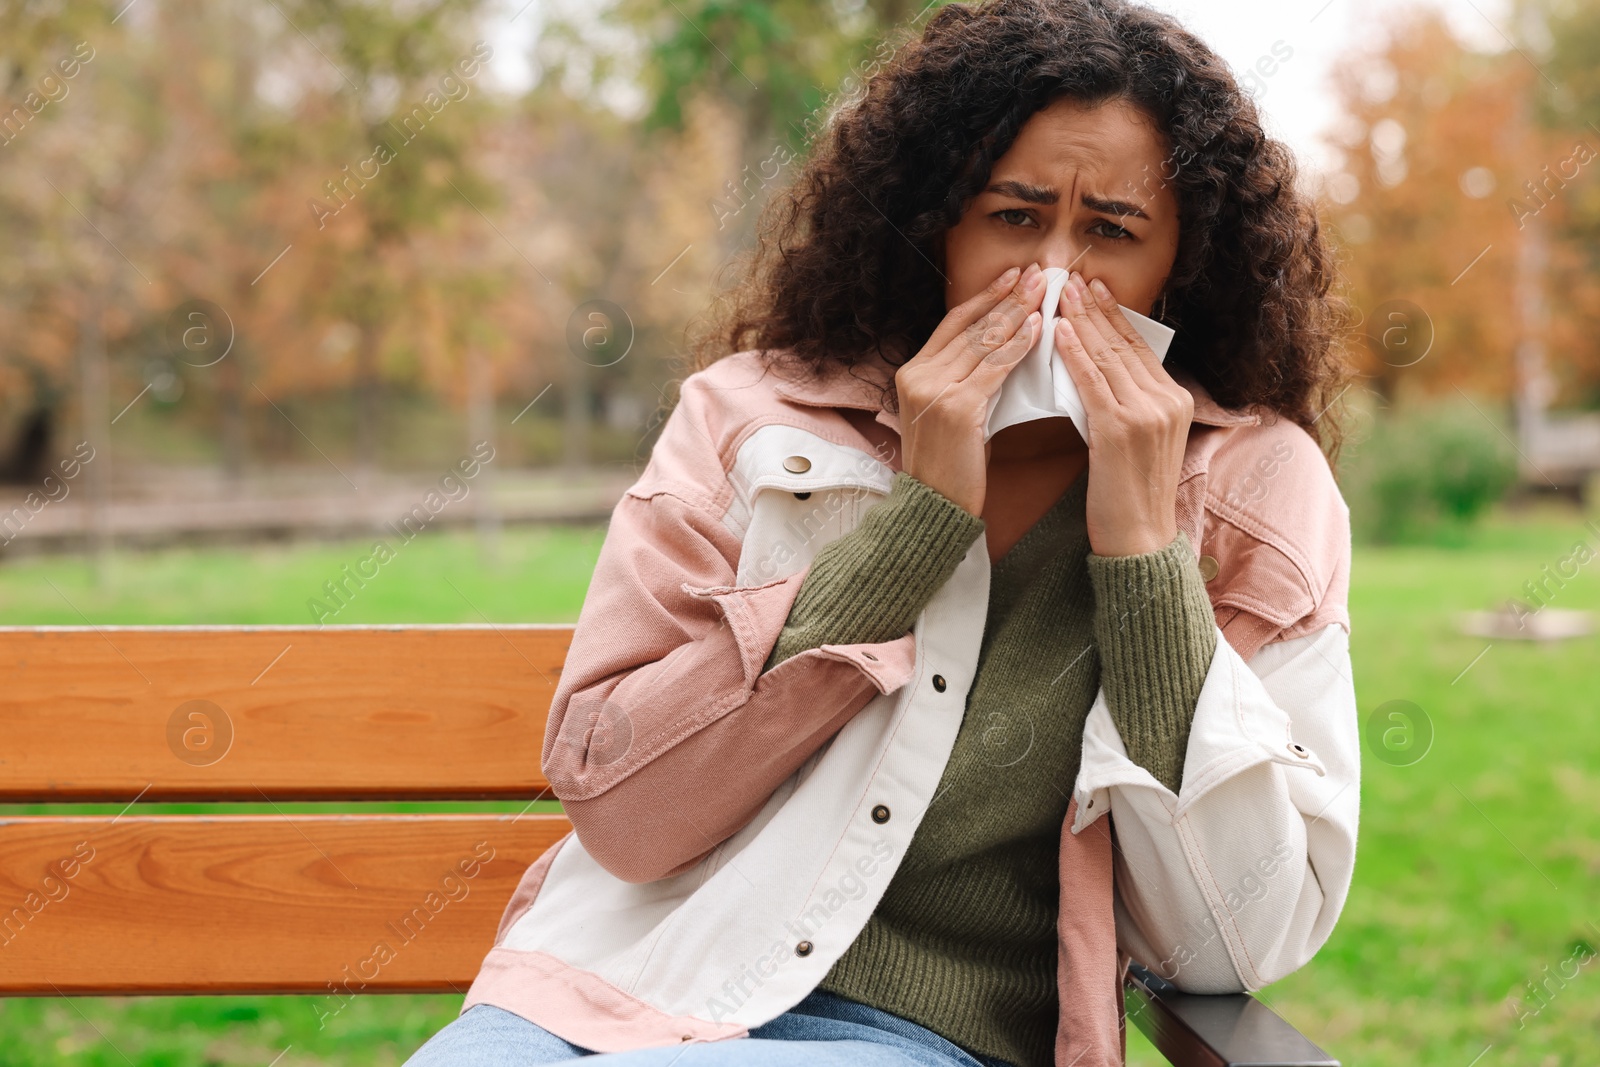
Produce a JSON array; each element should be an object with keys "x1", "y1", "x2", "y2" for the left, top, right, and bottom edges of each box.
[
  {"x1": 1055, "y1": 270, "x2": 1193, "y2": 557},
  {"x1": 896, "y1": 261, "x2": 1046, "y2": 517}
]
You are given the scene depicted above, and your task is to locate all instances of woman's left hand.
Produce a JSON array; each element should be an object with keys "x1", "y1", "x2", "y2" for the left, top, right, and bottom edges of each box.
[{"x1": 1055, "y1": 270, "x2": 1193, "y2": 557}]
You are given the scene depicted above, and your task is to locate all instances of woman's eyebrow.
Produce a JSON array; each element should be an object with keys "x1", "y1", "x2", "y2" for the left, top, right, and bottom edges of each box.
[
  {"x1": 1082, "y1": 193, "x2": 1151, "y2": 221},
  {"x1": 986, "y1": 179, "x2": 1058, "y2": 204},
  {"x1": 985, "y1": 179, "x2": 1151, "y2": 220}
]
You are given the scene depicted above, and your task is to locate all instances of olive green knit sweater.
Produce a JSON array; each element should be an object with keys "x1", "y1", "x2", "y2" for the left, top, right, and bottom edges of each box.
[{"x1": 761, "y1": 469, "x2": 1218, "y2": 1067}]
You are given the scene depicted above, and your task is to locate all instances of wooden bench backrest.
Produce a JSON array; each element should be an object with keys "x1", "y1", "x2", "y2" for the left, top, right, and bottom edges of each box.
[
  {"x1": 0, "y1": 626, "x2": 572, "y2": 996},
  {"x1": 0, "y1": 626, "x2": 1345, "y2": 1065}
]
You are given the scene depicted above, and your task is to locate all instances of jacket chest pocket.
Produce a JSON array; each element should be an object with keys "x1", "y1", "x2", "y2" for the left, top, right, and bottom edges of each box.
[
  {"x1": 728, "y1": 429, "x2": 895, "y2": 587},
  {"x1": 735, "y1": 483, "x2": 886, "y2": 585}
]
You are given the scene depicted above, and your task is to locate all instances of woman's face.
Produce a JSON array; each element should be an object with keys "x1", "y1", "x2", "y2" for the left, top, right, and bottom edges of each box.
[{"x1": 941, "y1": 96, "x2": 1180, "y2": 318}]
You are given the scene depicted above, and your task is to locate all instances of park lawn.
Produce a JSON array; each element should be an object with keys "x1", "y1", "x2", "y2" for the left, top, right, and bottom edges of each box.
[{"x1": 0, "y1": 507, "x2": 1596, "y2": 1067}]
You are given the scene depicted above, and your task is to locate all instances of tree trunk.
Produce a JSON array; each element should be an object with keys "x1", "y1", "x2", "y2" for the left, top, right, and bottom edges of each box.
[
  {"x1": 354, "y1": 313, "x2": 384, "y2": 489},
  {"x1": 218, "y1": 336, "x2": 246, "y2": 485},
  {"x1": 468, "y1": 347, "x2": 500, "y2": 565},
  {"x1": 562, "y1": 357, "x2": 592, "y2": 473},
  {"x1": 77, "y1": 287, "x2": 112, "y2": 587}
]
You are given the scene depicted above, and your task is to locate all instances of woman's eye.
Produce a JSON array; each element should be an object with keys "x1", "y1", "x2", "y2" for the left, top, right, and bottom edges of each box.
[
  {"x1": 1091, "y1": 219, "x2": 1134, "y2": 241},
  {"x1": 994, "y1": 208, "x2": 1034, "y2": 227}
]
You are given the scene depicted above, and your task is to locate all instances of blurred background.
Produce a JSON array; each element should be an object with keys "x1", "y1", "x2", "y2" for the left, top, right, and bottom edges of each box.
[{"x1": 0, "y1": 0, "x2": 1597, "y2": 1063}]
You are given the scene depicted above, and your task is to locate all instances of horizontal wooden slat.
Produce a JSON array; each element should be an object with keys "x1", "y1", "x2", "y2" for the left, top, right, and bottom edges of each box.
[
  {"x1": 0, "y1": 813, "x2": 569, "y2": 994},
  {"x1": 0, "y1": 626, "x2": 572, "y2": 801}
]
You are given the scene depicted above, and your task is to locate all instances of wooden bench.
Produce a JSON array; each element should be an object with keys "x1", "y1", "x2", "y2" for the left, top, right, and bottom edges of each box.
[{"x1": 0, "y1": 624, "x2": 1339, "y2": 1066}]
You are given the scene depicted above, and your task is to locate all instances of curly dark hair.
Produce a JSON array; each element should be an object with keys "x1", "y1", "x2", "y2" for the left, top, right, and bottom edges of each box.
[{"x1": 685, "y1": 0, "x2": 1358, "y2": 467}]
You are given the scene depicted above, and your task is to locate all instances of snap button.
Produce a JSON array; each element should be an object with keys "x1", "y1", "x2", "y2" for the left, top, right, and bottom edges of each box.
[
  {"x1": 871, "y1": 804, "x2": 890, "y2": 823},
  {"x1": 1198, "y1": 554, "x2": 1219, "y2": 582},
  {"x1": 795, "y1": 940, "x2": 813, "y2": 956},
  {"x1": 1288, "y1": 741, "x2": 1310, "y2": 759},
  {"x1": 794, "y1": 491, "x2": 811, "y2": 500},
  {"x1": 783, "y1": 455, "x2": 811, "y2": 473},
  {"x1": 861, "y1": 651, "x2": 878, "y2": 661},
  {"x1": 932, "y1": 674, "x2": 947, "y2": 692}
]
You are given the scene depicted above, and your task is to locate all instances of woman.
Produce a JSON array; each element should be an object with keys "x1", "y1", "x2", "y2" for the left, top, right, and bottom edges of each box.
[{"x1": 406, "y1": 0, "x2": 1359, "y2": 1065}]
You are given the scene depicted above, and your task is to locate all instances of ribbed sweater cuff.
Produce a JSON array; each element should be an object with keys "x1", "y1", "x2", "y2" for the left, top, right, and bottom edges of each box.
[
  {"x1": 1086, "y1": 530, "x2": 1218, "y2": 795},
  {"x1": 764, "y1": 471, "x2": 986, "y2": 671}
]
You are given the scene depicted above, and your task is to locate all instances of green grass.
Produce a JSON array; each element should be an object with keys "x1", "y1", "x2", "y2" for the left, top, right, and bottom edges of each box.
[
  {"x1": 0, "y1": 524, "x2": 606, "y2": 626},
  {"x1": 1, "y1": 507, "x2": 1597, "y2": 1066}
]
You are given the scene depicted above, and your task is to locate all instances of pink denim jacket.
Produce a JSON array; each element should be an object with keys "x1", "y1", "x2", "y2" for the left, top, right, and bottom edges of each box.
[{"x1": 462, "y1": 347, "x2": 1359, "y2": 1067}]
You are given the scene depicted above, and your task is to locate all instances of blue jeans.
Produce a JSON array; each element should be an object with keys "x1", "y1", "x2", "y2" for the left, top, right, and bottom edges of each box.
[{"x1": 403, "y1": 988, "x2": 1019, "y2": 1067}]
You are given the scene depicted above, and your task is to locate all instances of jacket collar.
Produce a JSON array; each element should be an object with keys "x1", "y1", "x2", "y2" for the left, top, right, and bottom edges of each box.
[{"x1": 766, "y1": 348, "x2": 1262, "y2": 436}]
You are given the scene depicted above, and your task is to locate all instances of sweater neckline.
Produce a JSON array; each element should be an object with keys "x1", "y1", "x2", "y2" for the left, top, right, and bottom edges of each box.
[{"x1": 991, "y1": 463, "x2": 1091, "y2": 576}]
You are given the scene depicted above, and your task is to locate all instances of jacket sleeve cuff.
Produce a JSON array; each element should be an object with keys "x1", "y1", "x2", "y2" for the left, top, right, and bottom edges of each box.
[
  {"x1": 1069, "y1": 622, "x2": 1353, "y2": 992},
  {"x1": 764, "y1": 471, "x2": 986, "y2": 671},
  {"x1": 1086, "y1": 530, "x2": 1219, "y2": 794}
]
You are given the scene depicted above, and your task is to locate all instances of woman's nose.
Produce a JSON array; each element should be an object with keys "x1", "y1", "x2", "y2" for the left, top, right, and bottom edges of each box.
[{"x1": 1032, "y1": 240, "x2": 1085, "y2": 277}]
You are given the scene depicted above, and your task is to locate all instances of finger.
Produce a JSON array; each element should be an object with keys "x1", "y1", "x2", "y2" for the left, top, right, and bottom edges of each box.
[
  {"x1": 1060, "y1": 274, "x2": 1136, "y2": 403},
  {"x1": 904, "y1": 310, "x2": 1040, "y2": 433},
  {"x1": 964, "y1": 308, "x2": 1042, "y2": 386},
  {"x1": 1068, "y1": 272, "x2": 1151, "y2": 391},
  {"x1": 921, "y1": 265, "x2": 1027, "y2": 365},
  {"x1": 1085, "y1": 276, "x2": 1163, "y2": 380},
  {"x1": 1053, "y1": 315, "x2": 1116, "y2": 417},
  {"x1": 1056, "y1": 317, "x2": 1162, "y2": 486},
  {"x1": 1081, "y1": 280, "x2": 1196, "y2": 432},
  {"x1": 952, "y1": 265, "x2": 1047, "y2": 373}
]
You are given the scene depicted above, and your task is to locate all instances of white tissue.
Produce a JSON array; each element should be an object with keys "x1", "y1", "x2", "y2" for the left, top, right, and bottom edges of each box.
[{"x1": 983, "y1": 266, "x2": 1175, "y2": 442}]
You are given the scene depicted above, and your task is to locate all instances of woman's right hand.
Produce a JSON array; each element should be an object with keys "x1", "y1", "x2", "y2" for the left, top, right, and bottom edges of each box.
[{"x1": 896, "y1": 261, "x2": 1047, "y2": 517}]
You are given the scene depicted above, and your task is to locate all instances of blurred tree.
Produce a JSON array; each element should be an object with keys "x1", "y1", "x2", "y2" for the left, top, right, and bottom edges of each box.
[
  {"x1": 0, "y1": 0, "x2": 177, "y2": 578},
  {"x1": 0, "y1": 0, "x2": 973, "y2": 489},
  {"x1": 268, "y1": 0, "x2": 500, "y2": 480},
  {"x1": 151, "y1": 0, "x2": 307, "y2": 479},
  {"x1": 1318, "y1": 5, "x2": 1600, "y2": 411},
  {"x1": 542, "y1": 0, "x2": 954, "y2": 259},
  {"x1": 524, "y1": 0, "x2": 955, "y2": 459}
]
